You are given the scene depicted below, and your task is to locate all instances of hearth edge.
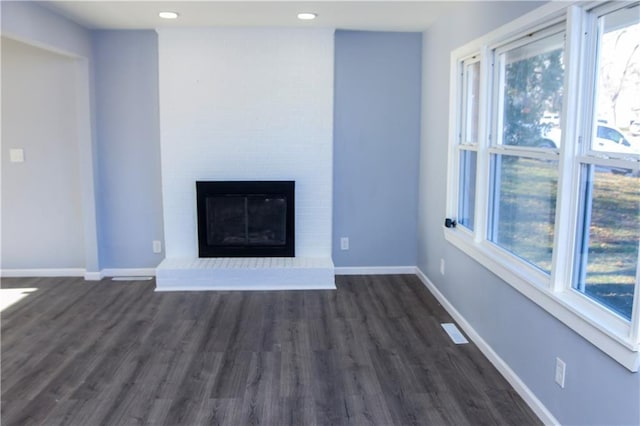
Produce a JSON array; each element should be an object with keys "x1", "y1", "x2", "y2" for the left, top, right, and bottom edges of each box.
[{"x1": 155, "y1": 256, "x2": 335, "y2": 291}]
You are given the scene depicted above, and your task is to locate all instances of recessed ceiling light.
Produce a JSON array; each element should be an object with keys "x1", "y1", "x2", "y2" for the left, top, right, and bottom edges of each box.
[
  {"x1": 159, "y1": 11, "x2": 179, "y2": 19},
  {"x1": 297, "y1": 12, "x2": 317, "y2": 21}
]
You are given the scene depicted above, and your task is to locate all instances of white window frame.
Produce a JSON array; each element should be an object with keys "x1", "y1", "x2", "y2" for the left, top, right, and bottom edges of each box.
[
  {"x1": 456, "y1": 55, "x2": 481, "y2": 233},
  {"x1": 487, "y1": 23, "x2": 564, "y2": 278},
  {"x1": 445, "y1": 1, "x2": 640, "y2": 371},
  {"x1": 461, "y1": 55, "x2": 481, "y2": 146}
]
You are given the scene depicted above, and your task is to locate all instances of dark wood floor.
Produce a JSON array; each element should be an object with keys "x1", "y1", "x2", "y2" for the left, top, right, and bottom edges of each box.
[{"x1": 1, "y1": 274, "x2": 540, "y2": 426}]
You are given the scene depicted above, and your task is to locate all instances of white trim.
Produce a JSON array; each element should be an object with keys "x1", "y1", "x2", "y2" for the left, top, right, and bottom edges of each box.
[
  {"x1": 102, "y1": 268, "x2": 157, "y2": 277},
  {"x1": 483, "y1": 2, "x2": 569, "y2": 52},
  {"x1": 0, "y1": 268, "x2": 85, "y2": 278},
  {"x1": 446, "y1": 49, "x2": 463, "y2": 220},
  {"x1": 84, "y1": 271, "x2": 104, "y2": 281},
  {"x1": 0, "y1": 268, "x2": 159, "y2": 279},
  {"x1": 75, "y1": 57, "x2": 100, "y2": 276},
  {"x1": 550, "y1": 4, "x2": 587, "y2": 294},
  {"x1": 415, "y1": 268, "x2": 560, "y2": 426},
  {"x1": 334, "y1": 266, "x2": 417, "y2": 275},
  {"x1": 447, "y1": 2, "x2": 570, "y2": 67},
  {"x1": 0, "y1": 268, "x2": 156, "y2": 281}
]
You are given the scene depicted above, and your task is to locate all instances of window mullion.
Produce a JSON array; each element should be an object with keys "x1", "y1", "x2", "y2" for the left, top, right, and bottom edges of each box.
[
  {"x1": 493, "y1": 52, "x2": 505, "y2": 148},
  {"x1": 577, "y1": 155, "x2": 640, "y2": 170},
  {"x1": 445, "y1": 55, "x2": 463, "y2": 222},
  {"x1": 474, "y1": 47, "x2": 492, "y2": 243},
  {"x1": 460, "y1": 60, "x2": 469, "y2": 144},
  {"x1": 488, "y1": 146, "x2": 559, "y2": 161},
  {"x1": 550, "y1": 5, "x2": 588, "y2": 293},
  {"x1": 631, "y1": 249, "x2": 640, "y2": 343}
]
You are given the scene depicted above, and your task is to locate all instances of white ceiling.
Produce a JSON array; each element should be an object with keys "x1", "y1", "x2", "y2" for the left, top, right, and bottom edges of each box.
[{"x1": 41, "y1": 1, "x2": 465, "y2": 32}]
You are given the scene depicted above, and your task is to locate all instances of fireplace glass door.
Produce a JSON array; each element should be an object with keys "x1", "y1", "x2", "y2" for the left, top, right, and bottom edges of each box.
[
  {"x1": 206, "y1": 196, "x2": 287, "y2": 246},
  {"x1": 196, "y1": 181, "x2": 295, "y2": 257}
]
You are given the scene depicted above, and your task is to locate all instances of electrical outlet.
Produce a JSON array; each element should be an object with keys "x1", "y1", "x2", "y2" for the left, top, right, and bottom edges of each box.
[
  {"x1": 555, "y1": 357, "x2": 566, "y2": 388},
  {"x1": 340, "y1": 237, "x2": 349, "y2": 250},
  {"x1": 152, "y1": 240, "x2": 162, "y2": 254},
  {"x1": 9, "y1": 148, "x2": 24, "y2": 163},
  {"x1": 440, "y1": 259, "x2": 445, "y2": 275}
]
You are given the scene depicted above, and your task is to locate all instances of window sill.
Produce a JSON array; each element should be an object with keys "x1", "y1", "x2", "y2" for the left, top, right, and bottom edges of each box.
[{"x1": 444, "y1": 227, "x2": 639, "y2": 372}]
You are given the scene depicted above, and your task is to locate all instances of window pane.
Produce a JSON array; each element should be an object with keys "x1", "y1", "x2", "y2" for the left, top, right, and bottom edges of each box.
[
  {"x1": 490, "y1": 155, "x2": 557, "y2": 273},
  {"x1": 500, "y1": 32, "x2": 564, "y2": 148},
  {"x1": 464, "y1": 61, "x2": 480, "y2": 144},
  {"x1": 591, "y1": 6, "x2": 640, "y2": 155},
  {"x1": 574, "y1": 168, "x2": 639, "y2": 320},
  {"x1": 458, "y1": 150, "x2": 477, "y2": 230}
]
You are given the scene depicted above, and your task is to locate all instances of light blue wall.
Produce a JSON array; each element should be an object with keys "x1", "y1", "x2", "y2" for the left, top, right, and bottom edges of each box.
[
  {"x1": 2, "y1": 4, "x2": 164, "y2": 270},
  {"x1": 418, "y1": 2, "x2": 640, "y2": 425},
  {"x1": 0, "y1": 1, "x2": 91, "y2": 58},
  {"x1": 333, "y1": 30, "x2": 421, "y2": 267},
  {"x1": 92, "y1": 31, "x2": 164, "y2": 268}
]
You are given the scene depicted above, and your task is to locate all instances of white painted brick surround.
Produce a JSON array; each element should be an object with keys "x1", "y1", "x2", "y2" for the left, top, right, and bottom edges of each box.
[{"x1": 157, "y1": 28, "x2": 334, "y2": 259}]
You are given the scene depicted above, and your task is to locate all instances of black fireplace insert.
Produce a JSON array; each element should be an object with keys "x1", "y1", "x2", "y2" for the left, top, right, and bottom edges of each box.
[{"x1": 196, "y1": 181, "x2": 295, "y2": 257}]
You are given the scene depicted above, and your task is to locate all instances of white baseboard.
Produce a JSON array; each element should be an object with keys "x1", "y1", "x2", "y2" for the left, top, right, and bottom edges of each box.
[
  {"x1": 415, "y1": 268, "x2": 558, "y2": 426},
  {"x1": 84, "y1": 271, "x2": 104, "y2": 281},
  {"x1": 334, "y1": 266, "x2": 417, "y2": 275},
  {"x1": 0, "y1": 268, "x2": 85, "y2": 278},
  {"x1": 101, "y1": 268, "x2": 157, "y2": 277},
  {"x1": 0, "y1": 268, "x2": 156, "y2": 280}
]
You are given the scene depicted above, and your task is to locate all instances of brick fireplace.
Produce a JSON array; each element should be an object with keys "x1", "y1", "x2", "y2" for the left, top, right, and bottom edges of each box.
[{"x1": 154, "y1": 27, "x2": 335, "y2": 290}]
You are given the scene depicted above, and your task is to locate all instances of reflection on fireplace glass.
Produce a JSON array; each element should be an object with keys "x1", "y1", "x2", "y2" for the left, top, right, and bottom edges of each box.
[{"x1": 206, "y1": 196, "x2": 287, "y2": 246}]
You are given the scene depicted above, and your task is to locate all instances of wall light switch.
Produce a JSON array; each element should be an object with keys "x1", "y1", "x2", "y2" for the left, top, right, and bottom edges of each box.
[
  {"x1": 153, "y1": 240, "x2": 162, "y2": 253},
  {"x1": 9, "y1": 148, "x2": 24, "y2": 163}
]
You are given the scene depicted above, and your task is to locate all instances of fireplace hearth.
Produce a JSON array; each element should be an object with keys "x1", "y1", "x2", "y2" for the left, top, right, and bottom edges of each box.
[{"x1": 196, "y1": 181, "x2": 295, "y2": 257}]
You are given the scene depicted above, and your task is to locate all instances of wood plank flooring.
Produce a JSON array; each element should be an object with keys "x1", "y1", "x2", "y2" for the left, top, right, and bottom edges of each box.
[{"x1": 1, "y1": 274, "x2": 541, "y2": 426}]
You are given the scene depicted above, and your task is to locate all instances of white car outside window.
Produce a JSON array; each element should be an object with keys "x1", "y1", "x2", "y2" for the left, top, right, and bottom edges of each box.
[
  {"x1": 542, "y1": 124, "x2": 638, "y2": 156},
  {"x1": 595, "y1": 125, "x2": 638, "y2": 155}
]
